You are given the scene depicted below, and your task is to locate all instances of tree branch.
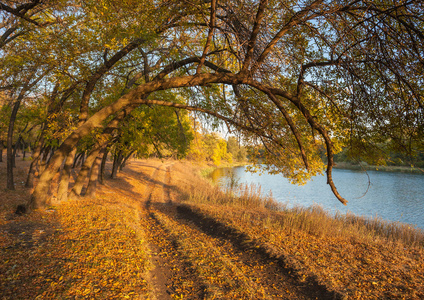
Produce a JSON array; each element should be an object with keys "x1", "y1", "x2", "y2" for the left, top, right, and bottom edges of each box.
[
  {"x1": 241, "y1": 0, "x2": 268, "y2": 75},
  {"x1": 196, "y1": 0, "x2": 217, "y2": 74},
  {"x1": 255, "y1": 0, "x2": 323, "y2": 68},
  {"x1": 0, "y1": 0, "x2": 43, "y2": 26},
  {"x1": 248, "y1": 80, "x2": 348, "y2": 205}
]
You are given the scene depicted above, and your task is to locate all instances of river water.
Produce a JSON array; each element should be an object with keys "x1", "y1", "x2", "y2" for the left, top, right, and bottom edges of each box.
[{"x1": 209, "y1": 166, "x2": 424, "y2": 229}]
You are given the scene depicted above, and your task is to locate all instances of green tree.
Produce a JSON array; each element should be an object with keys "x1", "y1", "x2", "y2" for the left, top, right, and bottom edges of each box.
[
  {"x1": 227, "y1": 136, "x2": 247, "y2": 162},
  {"x1": 202, "y1": 132, "x2": 232, "y2": 166}
]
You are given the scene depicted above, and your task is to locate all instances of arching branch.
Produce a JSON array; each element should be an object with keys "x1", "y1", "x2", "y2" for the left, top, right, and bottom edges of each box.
[
  {"x1": 0, "y1": 0, "x2": 45, "y2": 26},
  {"x1": 248, "y1": 80, "x2": 348, "y2": 205},
  {"x1": 266, "y1": 92, "x2": 309, "y2": 171}
]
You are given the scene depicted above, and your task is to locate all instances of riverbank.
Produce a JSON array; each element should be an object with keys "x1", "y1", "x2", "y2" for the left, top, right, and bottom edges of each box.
[
  {"x1": 1, "y1": 158, "x2": 423, "y2": 299},
  {"x1": 198, "y1": 160, "x2": 249, "y2": 178},
  {"x1": 334, "y1": 161, "x2": 424, "y2": 174}
]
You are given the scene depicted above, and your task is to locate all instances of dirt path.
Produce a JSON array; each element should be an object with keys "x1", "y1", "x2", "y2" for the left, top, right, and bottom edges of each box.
[
  {"x1": 141, "y1": 162, "x2": 207, "y2": 299},
  {"x1": 108, "y1": 160, "x2": 339, "y2": 300}
]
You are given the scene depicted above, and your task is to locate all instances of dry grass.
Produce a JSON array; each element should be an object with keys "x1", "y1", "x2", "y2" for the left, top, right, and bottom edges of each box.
[{"x1": 173, "y1": 160, "x2": 424, "y2": 299}]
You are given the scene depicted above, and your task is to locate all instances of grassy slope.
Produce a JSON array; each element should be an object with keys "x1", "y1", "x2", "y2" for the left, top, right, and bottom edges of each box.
[
  {"x1": 1, "y1": 158, "x2": 423, "y2": 299},
  {"x1": 173, "y1": 162, "x2": 424, "y2": 299}
]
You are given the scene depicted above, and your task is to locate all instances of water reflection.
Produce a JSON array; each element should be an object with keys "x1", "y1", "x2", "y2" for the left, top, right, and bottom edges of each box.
[
  {"x1": 209, "y1": 167, "x2": 230, "y2": 185},
  {"x1": 209, "y1": 166, "x2": 424, "y2": 229},
  {"x1": 209, "y1": 167, "x2": 240, "y2": 190}
]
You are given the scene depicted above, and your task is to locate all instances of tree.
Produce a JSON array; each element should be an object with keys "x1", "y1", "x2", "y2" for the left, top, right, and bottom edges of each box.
[
  {"x1": 0, "y1": 0, "x2": 51, "y2": 49},
  {"x1": 227, "y1": 136, "x2": 247, "y2": 162},
  {"x1": 0, "y1": 0, "x2": 420, "y2": 209},
  {"x1": 200, "y1": 132, "x2": 233, "y2": 166}
]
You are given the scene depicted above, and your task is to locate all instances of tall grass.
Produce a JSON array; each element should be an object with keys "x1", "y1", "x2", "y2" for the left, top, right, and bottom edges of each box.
[{"x1": 176, "y1": 162, "x2": 424, "y2": 248}]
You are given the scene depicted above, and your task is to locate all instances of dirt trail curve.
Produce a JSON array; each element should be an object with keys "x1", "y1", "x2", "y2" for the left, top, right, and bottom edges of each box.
[{"x1": 109, "y1": 160, "x2": 340, "y2": 300}]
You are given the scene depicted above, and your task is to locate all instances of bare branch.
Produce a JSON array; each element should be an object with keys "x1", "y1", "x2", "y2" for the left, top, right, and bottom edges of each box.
[
  {"x1": 255, "y1": 0, "x2": 323, "y2": 68},
  {"x1": 240, "y1": 0, "x2": 268, "y2": 75},
  {"x1": 196, "y1": 0, "x2": 217, "y2": 73}
]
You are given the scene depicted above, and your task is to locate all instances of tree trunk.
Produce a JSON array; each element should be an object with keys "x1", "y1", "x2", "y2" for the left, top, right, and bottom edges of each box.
[
  {"x1": 70, "y1": 101, "x2": 131, "y2": 195},
  {"x1": 85, "y1": 154, "x2": 103, "y2": 198},
  {"x1": 80, "y1": 152, "x2": 85, "y2": 166},
  {"x1": 99, "y1": 150, "x2": 108, "y2": 185},
  {"x1": 39, "y1": 145, "x2": 51, "y2": 174},
  {"x1": 57, "y1": 147, "x2": 77, "y2": 203},
  {"x1": 29, "y1": 142, "x2": 72, "y2": 209},
  {"x1": 29, "y1": 73, "x2": 232, "y2": 209},
  {"x1": 22, "y1": 139, "x2": 26, "y2": 160},
  {"x1": 6, "y1": 70, "x2": 47, "y2": 192},
  {"x1": 26, "y1": 134, "x2": 44, "y2": 188},
  {"x1": 7, "y1": 100, "x2": 21, "y2": 190},
  {"x1": 72, "y1": 152, "x2": 83, "y2": 168},
  {"x1": 46, "y1": 147, "x2": 56, "y2": 165},
  {"x1": 0, "y1": 140, "x2": 3, "y2": 162},
  {"x1": 110, "y1": 150, "x2": 123, "y2": 179},
  {"x1": 26, "y1": 81, "x2": 72, "y2": 187},
  {"x1": 70, "y1": 147, "x2": 102, "y2": 197},
  {"x1": 12, "y1": 135, "x2": 22, "y2": 167},
  {"x1": 119, "y1": 150, "x2": 134, "y2": 171}
]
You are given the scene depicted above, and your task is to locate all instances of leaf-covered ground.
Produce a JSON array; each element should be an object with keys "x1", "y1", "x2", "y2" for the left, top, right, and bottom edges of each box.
[
  {"x1": 1, "y1": 158, "x2": 423, "y2": 299},
  {"x1": 1, "y1": 190, "x2": 149, "y2": 299}
]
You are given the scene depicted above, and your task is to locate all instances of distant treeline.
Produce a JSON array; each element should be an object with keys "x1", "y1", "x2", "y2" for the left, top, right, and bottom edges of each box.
[{"x1": 334, "y1": 148, "x2": 424, "y2": 169}]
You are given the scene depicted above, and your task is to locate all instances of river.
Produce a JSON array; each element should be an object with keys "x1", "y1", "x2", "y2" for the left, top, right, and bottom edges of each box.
[{"x1": 209, "y1": 166, "x2": 424, "y2": 230}]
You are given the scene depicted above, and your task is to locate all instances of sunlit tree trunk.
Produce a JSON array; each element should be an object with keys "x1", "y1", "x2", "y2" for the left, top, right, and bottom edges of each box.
[
  {"x1": 70, "y1": 147, "x2": 102, "y2": 197},
  {"x1": 71, "y1": 106, "x2": 134, "y2": 195},
  {"x1": 85, "y1": 154, "x2": 103, "y2": 197},
  {"x1": 29, "y1": 73, "x2": 236, "y2": 208},
  {"x1": 54, "y1": 38, "x2": 147, "y2": 203},
  {"x1": 57, "y1": 147, "x2": 77, "y2": 203}
]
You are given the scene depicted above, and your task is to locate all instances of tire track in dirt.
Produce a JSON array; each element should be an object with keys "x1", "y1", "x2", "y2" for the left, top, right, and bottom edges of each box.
[
  {"x1": 163, "y1": 165, "x2": 172, "y2": 204},
  {"x1": 141, "y1": 163, "x2": 207, "y2": 299}
]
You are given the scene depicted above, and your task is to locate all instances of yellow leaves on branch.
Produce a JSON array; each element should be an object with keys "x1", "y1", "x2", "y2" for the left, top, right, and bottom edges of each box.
[{"x1": 45, "y1": 110, "x2": 77, "y2": 143}]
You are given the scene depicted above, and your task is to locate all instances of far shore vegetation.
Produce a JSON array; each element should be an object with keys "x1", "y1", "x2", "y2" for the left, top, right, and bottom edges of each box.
[
  {"x1": 333, "y1": 148, "x2": 424, "y2": 174},
  {"x1": 334, "y1": 161, "x2": 424, "y2": 174}
]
